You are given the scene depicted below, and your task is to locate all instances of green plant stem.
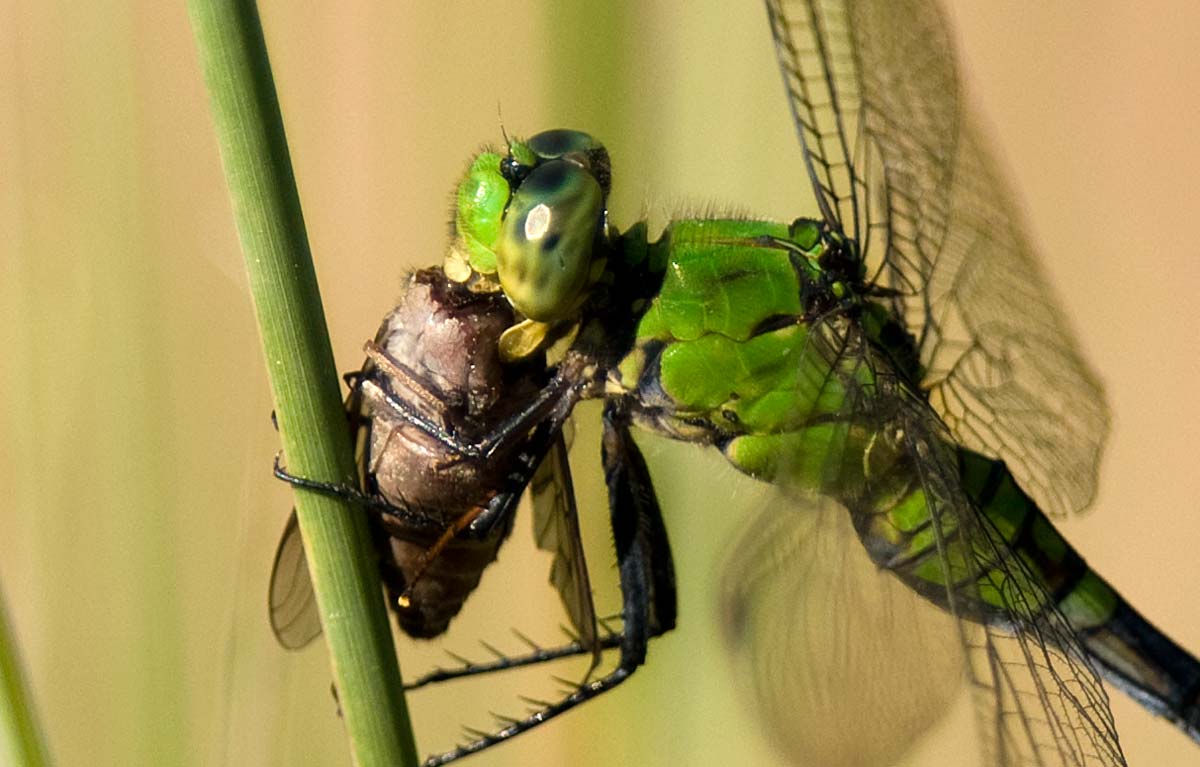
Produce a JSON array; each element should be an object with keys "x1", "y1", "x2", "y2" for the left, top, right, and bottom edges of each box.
[
  {"x1": 186, "y1": 2, "x2": 418, "y2": 765},
  {"x1": 0, "y1": 589, "x2": 51, "y2": 767}
]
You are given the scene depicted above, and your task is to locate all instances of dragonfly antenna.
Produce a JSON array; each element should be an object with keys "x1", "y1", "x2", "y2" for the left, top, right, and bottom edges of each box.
[{"x1": 497, "y1": 102, "x2": 512, "y2": 152}]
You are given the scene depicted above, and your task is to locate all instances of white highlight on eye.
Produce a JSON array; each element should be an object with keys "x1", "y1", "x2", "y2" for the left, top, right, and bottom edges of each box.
[{"x1": 525, "y1": 203, "x2": 552, "y2": 240}]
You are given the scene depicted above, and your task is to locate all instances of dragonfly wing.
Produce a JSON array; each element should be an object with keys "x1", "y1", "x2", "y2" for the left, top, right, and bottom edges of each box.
[
  {"x1": 267, "y1": 512, "x2": 323, "y2": 650},
  {"x1": 893, "y1": 392, "x2": 1124, "y2": 766},
  {"x1": 765, "y1": 0, "x2": 865, "y2": 239},
  {"x1": 530, "y1": 428, "x2": 600, "y2": 659},
  {"x1": 731, "y1": 320, "x2": 1125, "y2": 766},
  {"x1": 767, "y1": 0, "x2": 1108, "y2": 517},
  {"x1": 721, "y1": 494, "x2": 966, "y2": 766}
]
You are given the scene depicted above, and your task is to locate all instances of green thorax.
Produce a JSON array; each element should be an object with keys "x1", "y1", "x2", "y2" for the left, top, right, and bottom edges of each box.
[
  {"x1": 606, "y1": 217, "x2": 1112, "y2": 631},
  {"x1": 609, "y1": 216, "x2": 920, "y2": 463}
]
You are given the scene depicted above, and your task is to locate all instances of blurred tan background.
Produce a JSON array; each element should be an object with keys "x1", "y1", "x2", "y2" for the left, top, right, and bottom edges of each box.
[{"x1": 2, "y1": 1, "x2": 1199, "y2": 766}]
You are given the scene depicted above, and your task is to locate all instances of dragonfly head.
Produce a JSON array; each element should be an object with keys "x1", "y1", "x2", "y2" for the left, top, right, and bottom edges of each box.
[
  {"x1": 496, "y1": 130, "x2": 612, "y2": 323},
  {"x1": 446, "y1": 130, "x2": 612, "y2": 337}
]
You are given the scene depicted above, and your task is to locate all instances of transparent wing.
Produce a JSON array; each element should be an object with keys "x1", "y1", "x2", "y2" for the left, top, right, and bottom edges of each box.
[
  {"x1": 721, "y1": 494, "x2": 966, "y2": 766},
  {"x1": 737, "y1": 318, "x2": 1124, "y2": 766},
  {"x1": 529, "y1": 425, "x2": 600, "y2": 659},
  {"x1": 268, "y1": 512, "x2": 323, "y2": 650},
  {"x1": 893, "y1": 388, "x2": 1124, "y2": 766},
  {"x1": 766, "y1": 0, "x2": 1108, "y2": 517},
  {"x1": 765, "y1": 0, "x2": 868, "y2": 241}
]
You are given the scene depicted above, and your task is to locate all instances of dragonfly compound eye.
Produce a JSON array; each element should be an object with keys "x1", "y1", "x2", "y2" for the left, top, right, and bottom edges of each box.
[
  {"x1": 496, "y1": 158, "x2": 603, "y2": 322},
  {"x1": 526, "y1": 129, "x2": 611, "y2": 195}
]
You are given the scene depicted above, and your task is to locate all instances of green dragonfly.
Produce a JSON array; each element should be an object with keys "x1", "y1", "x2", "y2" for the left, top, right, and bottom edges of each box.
[{"x1": 270, "y1": 1, "x2": 1200, "y2": 765}]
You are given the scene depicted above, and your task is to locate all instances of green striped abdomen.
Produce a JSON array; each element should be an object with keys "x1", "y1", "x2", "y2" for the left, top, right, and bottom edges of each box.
[
  {"x1": 613, "y1": 216, "x2": 1200, "y2": 735},
  {"x1": 864, "y1": 447, "x2": 1200, "y2": 736}
]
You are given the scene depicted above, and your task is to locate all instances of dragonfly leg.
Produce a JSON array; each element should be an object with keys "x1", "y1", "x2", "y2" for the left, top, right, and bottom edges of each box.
[
  {"x1": 420, "y1": 399, "x2": 676, "y2": 766},
  {"x1": 412, "y1": 409, "x2": 575, "y2": 548},
  {"x1": 362, "y1": 355, "x2": 587, "y2": 543},
  {"x1": 271, "y1": 453, "x2": 442, "y2": 530},
  {"x1": 601, "y1": 397, "x2": 678, "y2": 651},
  {"x1": 273, "y1": 453, "x2": 378, "y2": 508},
  {"x1": 273, "y1": 350, "x2": 584, "y2": 534},
  {"x1": 363, "y1": 351, "x2": 588, "y2": 463},
  {"x1": 403, "y1": 623, "x2": 626, "y2": 691}
]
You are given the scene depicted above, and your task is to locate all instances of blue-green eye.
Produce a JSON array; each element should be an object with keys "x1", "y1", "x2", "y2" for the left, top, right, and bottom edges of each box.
[
  {"x1": 526, "y1": 129, "x2": 611, "y2": 196},
  {"x1": 496, "y1": 158, "x2": 603, "y2": 322},
  {"x1": 526, "y1": 129, "x2": 597, "y2": 157}
]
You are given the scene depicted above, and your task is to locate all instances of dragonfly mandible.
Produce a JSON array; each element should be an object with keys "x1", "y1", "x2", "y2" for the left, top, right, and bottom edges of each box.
[{"x1": 271, "y1": 1, "x2": 1200, "y2": 765}]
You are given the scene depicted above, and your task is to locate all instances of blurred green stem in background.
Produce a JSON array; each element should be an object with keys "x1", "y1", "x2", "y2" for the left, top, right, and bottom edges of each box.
[
  {"x1": 186, "y1": 1, "x2": 419, "y2": 765},
  {"x1": 0, "y1": 588, "x2": 51, "y2": 767}
]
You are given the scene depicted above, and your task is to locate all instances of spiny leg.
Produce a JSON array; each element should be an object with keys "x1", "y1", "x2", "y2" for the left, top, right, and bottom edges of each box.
[
  {"x1": 421, "y1": 398, "x2": 676, "y2": 766},
  {"x1": 404, "y1": 620, "x2": 625, "y2": 691}
]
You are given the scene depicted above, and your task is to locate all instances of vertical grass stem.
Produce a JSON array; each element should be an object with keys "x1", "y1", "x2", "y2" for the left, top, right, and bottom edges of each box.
[{"x1": 187, "y1": 2, "x2": 418, "y2": 764}]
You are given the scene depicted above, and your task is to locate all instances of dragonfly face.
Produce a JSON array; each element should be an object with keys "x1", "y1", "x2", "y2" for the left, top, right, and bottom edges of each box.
[
  {"x1": 445, "y1": 129, "x2": 615, "y2": 360},
  {"x1": 497, "y1": 129, "x2": 612, "y2": 324}
]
